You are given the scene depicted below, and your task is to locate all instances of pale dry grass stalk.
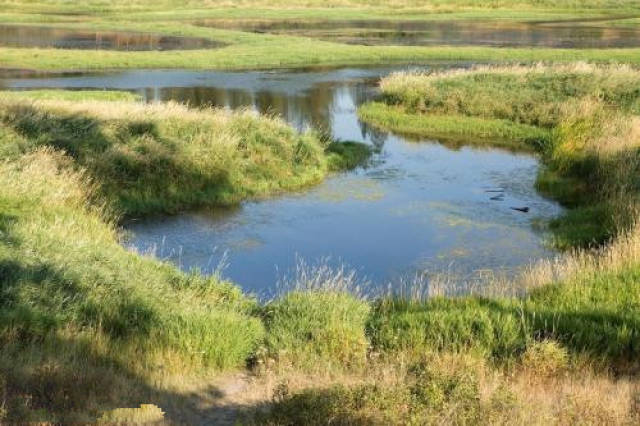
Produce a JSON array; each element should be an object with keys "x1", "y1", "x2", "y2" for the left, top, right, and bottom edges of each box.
[
  {"x1": 388, "y1": 267, "x2": 515, "y2": 300},
  {"x1": 384, "y1": 216, "x2": 640, "y2": 301},
  {"x1": 274, "y1": 257, "x2": 367, "y2": 300},
  {"x1": 510, "y1": 370, "x2": 640, "y2": 425}
]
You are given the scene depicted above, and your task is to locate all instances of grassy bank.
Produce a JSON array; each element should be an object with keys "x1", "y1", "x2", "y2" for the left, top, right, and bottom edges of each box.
[
  {"x1": 2, "y1": 0, "x2": 640, "y2": 15},
  {"x1": 0, "y1": 94, "x2": 334, "y2": 216},
  {"x1": 248, "y1": 216, "x2": 640, "y2": 424},
  {"x1": 359, "y1": 63, "x2": 640, "y2": 248},
  {"x1": 1, "y1": 90, "x2": 639, "y2": 424},
  {"x1": 5, "y1": 43, "x2": 640, "y2": 72},
  {"x1": 0, "y1": 147, "x2": 265, "y2": 421},
  {"x1": 0, "y1": 92, "x2": 373, "y2": 422}
]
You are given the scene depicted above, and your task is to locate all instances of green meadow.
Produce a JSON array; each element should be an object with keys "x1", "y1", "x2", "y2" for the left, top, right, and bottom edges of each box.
[{"x1": 0, "y1": 0, "x2": 639, "y2": 71}]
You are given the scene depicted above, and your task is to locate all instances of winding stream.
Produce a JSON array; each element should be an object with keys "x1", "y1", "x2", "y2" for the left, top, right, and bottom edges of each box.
[{"x1": 0, "y1": 67, "x2": 564, "y2": 295}]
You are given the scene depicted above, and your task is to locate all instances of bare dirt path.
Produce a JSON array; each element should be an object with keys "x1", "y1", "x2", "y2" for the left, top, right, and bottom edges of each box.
[{"x1": 159, "y1": 372, "x2": 273, "y2": 425}]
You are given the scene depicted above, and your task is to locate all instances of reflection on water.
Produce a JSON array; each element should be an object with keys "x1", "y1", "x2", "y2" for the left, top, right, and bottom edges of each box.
[
  {"x1": 197, "y1": 18, "x2": 640, "y2": 48},
  {"x1": 0, "y1": 67, "x2": 564, "y2": 295},
  {"x1": 0, "y1": 25, "x2": 224, "y2": 50}
]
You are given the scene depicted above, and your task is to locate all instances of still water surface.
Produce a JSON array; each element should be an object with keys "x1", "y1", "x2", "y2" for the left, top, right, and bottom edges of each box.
[
  {"x1": 0, "y1": 67, "x2": 563, "y2": 295},
  {"x1": 0, "y1": 24, "x2": 224, "y2": 50},
  {"x1": 197, "y1": 18, "x2": 640, "y2": 48}
]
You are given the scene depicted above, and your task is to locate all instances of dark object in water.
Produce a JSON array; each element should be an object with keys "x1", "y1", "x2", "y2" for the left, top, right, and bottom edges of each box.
[
  {"x1": 485, "y1": 189, "x2": 504, "y2": 193},
  {"x1": 510, "y1": 206, "x2": 530, "y2": 213},
  {"x1": 490, "y1": 194, "x2": 504, "y2": 201}
]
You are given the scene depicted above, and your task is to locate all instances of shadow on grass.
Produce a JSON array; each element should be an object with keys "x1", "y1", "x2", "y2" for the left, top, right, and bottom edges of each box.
[
  {"x1": 1, "y1": 104, "x2": 235, "y2": 216},
  {"x1": 1, "y1": 333, "x2": 268, "y2": 424},
  {"x1": 0, "y1": 201, "x2": 264, "y2": 423}
]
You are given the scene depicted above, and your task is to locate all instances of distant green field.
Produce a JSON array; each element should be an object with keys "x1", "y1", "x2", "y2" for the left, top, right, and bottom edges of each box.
[{"x1": 0, "y1": 0, "x2": 638, "y2": 71}]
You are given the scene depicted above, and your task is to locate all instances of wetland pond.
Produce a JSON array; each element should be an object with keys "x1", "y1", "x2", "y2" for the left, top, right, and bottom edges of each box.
[
  {"x1": 1, "y1": 67, "x2": 564, "y2": 296},
  {"x1": 0, "y1": 24, "x2": 224, "y2": 50},
  {"x1": 197, "y1": 17, "x2": 640, "y2": 48}
]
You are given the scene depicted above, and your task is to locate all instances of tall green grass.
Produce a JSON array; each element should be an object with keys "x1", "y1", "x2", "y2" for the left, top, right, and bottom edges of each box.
[
  {"x1": 261, "y1": 264, "x2": 371, "y2": 369},
  {"x1": 0, "y1": 89, "x2": 141, "y2": 102},
  {"x1": 376, "y1": 64, "x2": 640, "y2": 128},
  {"x1": 369, "y1": 264, "x2": 640, "y2": 361},
  {"x1": 0, "y1": 148, "x2": 265, "y2": 421},
  {"x1": 0, "y1": 95, "x2": 331, "y2": 216},
  {"x1": 358, "y1": 102, "x2": 550, "y2": 150}
]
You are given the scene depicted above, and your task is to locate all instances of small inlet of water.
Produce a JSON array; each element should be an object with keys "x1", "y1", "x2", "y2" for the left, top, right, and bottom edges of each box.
[{"x1": 0, "y1": 66, "x2": 564, "y2": 295}]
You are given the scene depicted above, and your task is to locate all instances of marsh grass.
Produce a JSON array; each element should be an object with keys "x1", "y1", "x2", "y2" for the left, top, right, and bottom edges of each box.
[
  {"x1": 255, "y1": 230, "x2": 640, "y2": 423},
  {"x1": 2, "y1": 63, "x2": 640, "y2": 422},
  {"x1": 260, "y1": 259, "x2": 371, "y2": 371},
  {"x1": 0, "y1": 92, "x2": 376, "y2": 421},
  {"x1": 378, "y1": 63, "x2": 640, "y2": 127},
  {"x1": 0, "y1": 89, "x2": 141, "y2": 102},
  {"x1": 365, "y1": 222, "x2": 640, "y2": 369},
  {"x1": 0, "y1": 148, "x2": 265, "y2": 421},
  {"x1": 7, "y1": 0, "x2": 640, "y2": 12},
  {"x1": 0, "y1": 96, "x2": 331, "y2": 216},
  {"x1": 252, "y1": 348, "x2": 640, "y2": 425},
  {"x1": 2, "y1": 0, "x2": 640, "y2": 72},
  {"x1": 1, "y1": 139, "x2": 639, "y2": 421},
  {"x1": 358, "y1": 102, "x2": 550, "y2": 150},
  {"x1": 355, "y1": 65, "x2": 640, "y2": 381}
]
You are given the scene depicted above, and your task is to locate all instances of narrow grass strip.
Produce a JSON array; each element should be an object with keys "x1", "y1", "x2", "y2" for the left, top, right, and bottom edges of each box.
[{"x1": 358, "y1": 102, "x2": 550, "y2": 151}]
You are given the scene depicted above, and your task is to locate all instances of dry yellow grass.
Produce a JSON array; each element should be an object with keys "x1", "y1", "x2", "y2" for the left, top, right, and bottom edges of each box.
[{"x1": 238, "y1": 350, "x2": 640, "y2": 425}]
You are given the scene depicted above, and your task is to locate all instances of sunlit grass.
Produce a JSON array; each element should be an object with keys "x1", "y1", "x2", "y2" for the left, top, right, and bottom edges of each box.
[
  {"x1": 0, "y1": 95, "x2": 331, "y2": 216},
  {"x1": 0, "y1": 89, "x2": 141, "y2": 102}
]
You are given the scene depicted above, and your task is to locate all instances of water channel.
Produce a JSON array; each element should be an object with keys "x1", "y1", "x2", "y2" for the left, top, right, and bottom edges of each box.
[{"x1": 0, "y1": 67, "x2": 564, "y2": 295}]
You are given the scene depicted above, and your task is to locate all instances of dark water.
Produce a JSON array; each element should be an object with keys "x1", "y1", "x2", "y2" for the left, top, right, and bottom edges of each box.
[
  {"x1": 0, "y1": 25, "x2": 224, "y2": 50},
  {"x1": 0, "y1": 67, "x2": 563, "y2": 295},
  {"x1": 197, "y1": 18, "x2": 640, "y2": 48}
]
